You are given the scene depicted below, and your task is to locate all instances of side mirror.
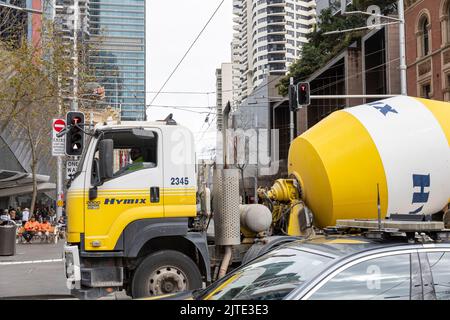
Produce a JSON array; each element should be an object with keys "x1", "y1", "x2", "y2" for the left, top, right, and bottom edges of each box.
[{"x1": 98, "y1": 139, "x2": 114, "y2": 180}]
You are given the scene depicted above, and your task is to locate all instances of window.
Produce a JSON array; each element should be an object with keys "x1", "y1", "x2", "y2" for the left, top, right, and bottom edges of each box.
[
  {"x1": 421, "y1": 83, "x2": 431, "y2": 98},
  {"x1": 427, "y1": 252, "x2": 450, "y2": 300},
  {"x1": 448, "y1": 4, "x2": 450, "y2": 43},
  {"x1": 92, "y1": 129, "x2": 158, "y2": 183},
  {"x1": 422, "y1": 18, "x2": 430, "y2": 56},
  {"x1": 309, "y1": 254, "x2": 413, "y2": 300},
  {"x1": 198, "y1": 248, "x2": 333, "y2": 300}
]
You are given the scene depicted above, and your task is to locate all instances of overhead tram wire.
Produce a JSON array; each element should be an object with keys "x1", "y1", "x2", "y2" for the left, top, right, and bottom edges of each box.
[{"x1": 147, "y1": 0, "x2": 226, "y2": 109}]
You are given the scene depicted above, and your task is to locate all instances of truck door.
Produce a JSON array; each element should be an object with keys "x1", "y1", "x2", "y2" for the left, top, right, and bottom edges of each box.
[
  {"x1": 162, "y1": 126, "x2": 197, "y2": 218},
  {"x1": 84, "y1": 128, "x2": 163, "y2": 251}
]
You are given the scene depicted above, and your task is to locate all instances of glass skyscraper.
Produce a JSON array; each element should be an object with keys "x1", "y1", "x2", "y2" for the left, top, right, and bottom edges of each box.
[{"x1": 89, "y1": 0, "x2": 146, "y2": 121}]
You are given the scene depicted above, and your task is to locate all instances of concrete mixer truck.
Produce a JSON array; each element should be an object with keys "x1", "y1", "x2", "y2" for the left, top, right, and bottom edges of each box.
[{"x1": 62, "y1": 96, "x2": 450, "y2": 299}]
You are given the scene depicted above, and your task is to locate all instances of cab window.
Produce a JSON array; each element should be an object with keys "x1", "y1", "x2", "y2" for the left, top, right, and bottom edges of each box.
[
  {"x1": 309, "y1": 254, "x2": 413, "y2": 300},
  {"x1": 92, "y1": 129, "x2": 158, "y2": 183}
]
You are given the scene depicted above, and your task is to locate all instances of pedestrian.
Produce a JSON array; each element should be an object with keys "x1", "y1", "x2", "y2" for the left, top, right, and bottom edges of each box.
[
  {"x1": 0, "y1": 209, "x2": 11, "y2": 225},
  {"x1": 22, "y1": 207, "x2": 30, "y2": 226},
  {"x1": 9, "y1": 209, "x2": 16, "y2": 221},
  {"x1": 39, "y1": 218, "x2": 52, "y2": 241},
  {"x1": 23, "y1": 216, "x2": 40, "y2": 243},
  {"x1": 15, "y1": 206, "x2": 23, "y2": 224}
]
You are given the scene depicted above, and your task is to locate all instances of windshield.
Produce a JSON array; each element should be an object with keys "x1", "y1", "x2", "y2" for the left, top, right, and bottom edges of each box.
[{"x1": 198, "y1": 247, "x2": 333, "y2": 300}]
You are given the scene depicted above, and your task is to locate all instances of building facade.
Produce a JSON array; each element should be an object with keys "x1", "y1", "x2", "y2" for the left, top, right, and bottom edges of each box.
[
  {"x1": 216, "y1": 62, "x2": 233, "y2": 131},
  {"x1": 232, "y1": 0, "x2": 317, "y2": 106},
  {"x1": 0, "y1": 0, "x2": 42, "y2": 45},
  {"x1": 404, "y1": 0, "x2": 450, "y2": 101},
  {"x1": 88, "y1": 0, "x2": 146, "y2": 121}
]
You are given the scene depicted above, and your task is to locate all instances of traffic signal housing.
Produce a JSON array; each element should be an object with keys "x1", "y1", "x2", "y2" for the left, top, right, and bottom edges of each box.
[
  {"x1": 297, "y1": 82, "x2": 310, "y2": 107},
  {"x1": 288, "y1": 84, "x2": 298, "y2": 112},
  {"x1": 66, "y1": 111, "x2": 85, "y2": 156}
]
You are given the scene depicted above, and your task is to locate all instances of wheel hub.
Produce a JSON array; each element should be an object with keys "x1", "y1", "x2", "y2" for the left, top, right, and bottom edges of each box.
[{"x1": 148, "y1": 266, "x2": 187, "y2": 295}]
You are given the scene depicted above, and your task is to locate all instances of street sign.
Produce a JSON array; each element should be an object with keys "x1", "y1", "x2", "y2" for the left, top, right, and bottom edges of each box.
[
  {"x1": 66, "y1": 156, "x2": 80, "y2": 180},
  {"x1": 52, "y1": 119, "x2": 66, "y2": 156}
]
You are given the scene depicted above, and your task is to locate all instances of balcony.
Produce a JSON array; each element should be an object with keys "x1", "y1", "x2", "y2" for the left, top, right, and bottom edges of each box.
[
  {"x1": 267, "y1": 7, "x2": 285, "y2": 16},
  {"x1": 267, "y1": 28, "x2": 286, "y2": 36},
  {"x1": 268, "y1": 45, "x2": 285, "y2": 53},
  {"x1": 268, "y1": 53, "x2": 286, "y2": 63},
  {"x1": 267, "y1": 0, "x2": 285, "y2": 7},
  {"x1": 268, "y1": 35, "x2": 286, "y2": 43},
  {"x1": 267, "y1": 17, "x2": 285, "y2": 26}
]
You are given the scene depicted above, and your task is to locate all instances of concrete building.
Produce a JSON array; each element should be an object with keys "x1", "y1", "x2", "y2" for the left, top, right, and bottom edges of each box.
[
  {"x1": 216, "y1": 63, "x2": 233, "y2": 131},
  {"x1": 232, "y1": 0, "x2": 317, "y2": 106},
  {"x1": 404, "y1": 0, "x2": 450, "y2": 101}
]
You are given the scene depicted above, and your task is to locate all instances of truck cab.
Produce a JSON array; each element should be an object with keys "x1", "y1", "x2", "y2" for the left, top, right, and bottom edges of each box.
[{"x1": 64, "y1": 120, "x2": 211, "y2": 299}]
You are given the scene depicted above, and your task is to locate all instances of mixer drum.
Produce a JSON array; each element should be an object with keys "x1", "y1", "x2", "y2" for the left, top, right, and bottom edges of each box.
[{"x1": 288, "y1": 96, "x2": 450, "y2": 228}]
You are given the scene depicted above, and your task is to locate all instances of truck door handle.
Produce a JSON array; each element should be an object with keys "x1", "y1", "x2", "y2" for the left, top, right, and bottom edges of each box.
[{"x1": 150, "y1": 187, "x2": 160, "y2": 203}]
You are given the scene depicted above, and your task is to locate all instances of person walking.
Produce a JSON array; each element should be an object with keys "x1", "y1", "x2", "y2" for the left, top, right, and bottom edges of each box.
[{"x1": 21, "y1": 208, "x2": 30, "y2": 226}]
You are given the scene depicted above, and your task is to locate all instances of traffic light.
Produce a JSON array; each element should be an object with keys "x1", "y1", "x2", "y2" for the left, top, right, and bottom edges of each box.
[
  {"x1": 66, "y1": 111, "x2": 85, "y2": 156},
  {"x1": 297, "y1": 82, "x2": 310, "y2": 106},
  {"x1": 288, "y1": 84, "x2": 298, "y2": 112}
]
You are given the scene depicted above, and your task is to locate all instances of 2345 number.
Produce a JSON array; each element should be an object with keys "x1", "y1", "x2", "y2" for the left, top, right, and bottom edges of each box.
[{"x1": 170, "y1": 177, "x2": 189, "y2": 185}]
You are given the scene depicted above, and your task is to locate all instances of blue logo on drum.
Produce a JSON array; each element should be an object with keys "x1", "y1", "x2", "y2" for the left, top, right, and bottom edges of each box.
[
  {"x1": 369, "y1": 102, "x2": 398, "y2": 116},
  {"x1": 409, "y1": 174, "x2": 430, "y2": 214}
]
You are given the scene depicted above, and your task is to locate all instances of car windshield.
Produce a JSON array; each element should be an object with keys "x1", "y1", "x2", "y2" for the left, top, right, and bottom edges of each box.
[{"x1": 197, "y1": 246, "x2": 333, "y2": 300}]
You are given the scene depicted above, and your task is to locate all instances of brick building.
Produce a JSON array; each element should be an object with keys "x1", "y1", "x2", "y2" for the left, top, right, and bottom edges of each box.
[{"x1": 405, "y1": 0, "x2": 450, "y2": 101}]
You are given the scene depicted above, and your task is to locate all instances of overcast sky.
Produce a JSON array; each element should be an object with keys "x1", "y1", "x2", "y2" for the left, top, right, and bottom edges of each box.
[{"x1": 146, "y1": 0, "x2": 233, "y2": 158}]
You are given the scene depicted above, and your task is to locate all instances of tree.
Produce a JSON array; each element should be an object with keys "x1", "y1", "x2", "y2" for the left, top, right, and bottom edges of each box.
[
  {"x1": 277, "y1": 0, "x2": 397, "y2": 95},
  {"x1": 0, "y1": 17, "x2": 96, "y2": 214}
]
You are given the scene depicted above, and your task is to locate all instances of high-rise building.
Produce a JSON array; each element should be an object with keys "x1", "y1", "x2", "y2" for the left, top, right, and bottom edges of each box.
[
  {"x1": 232, "y1": 0, "x2": 316, "y2": 105},
  {"x1": 216, "y1": 63, "x2": 233, "y2": 131},
  {"x1": 88, "y1": 0, "x2": 146, "y2": 121}
]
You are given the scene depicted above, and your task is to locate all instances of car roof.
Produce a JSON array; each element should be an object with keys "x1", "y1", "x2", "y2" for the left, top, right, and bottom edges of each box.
[{"x1": 280, "y1": 235, "x2": 450, "y2": 259}]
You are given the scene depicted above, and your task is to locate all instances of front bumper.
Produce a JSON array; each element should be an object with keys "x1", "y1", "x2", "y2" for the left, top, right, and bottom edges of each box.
[{"x1": 63, "y1": 244, "x2": 81, "y2": 290}]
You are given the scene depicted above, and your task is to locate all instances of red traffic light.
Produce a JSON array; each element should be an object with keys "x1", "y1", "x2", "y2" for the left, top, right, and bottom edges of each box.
[
  {"x1": 72, "y1": 117, "x2": 82, "y2": 125},
  {"x1": 297, "y1": 82, "x2": 310, "y2": 106}
]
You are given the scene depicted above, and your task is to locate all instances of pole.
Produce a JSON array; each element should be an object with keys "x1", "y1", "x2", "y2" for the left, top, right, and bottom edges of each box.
[
  {"x1": 398, "y1": 0, "x2": 407, "y2": 95},
  {"x1": 72, "y1": 0, "x2": 79, "y2": 111},
  {"x1": 289, "y1": 77, "x2": 294, "y2": 142},
  {"x1": 56, "y1": 75, "x2": 63, "y2": 219}
]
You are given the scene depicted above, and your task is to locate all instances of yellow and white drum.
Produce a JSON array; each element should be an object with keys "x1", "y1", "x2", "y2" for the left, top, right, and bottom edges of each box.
[{"x1": 288, "y1": 96, "x2": 450, "y2": 228}]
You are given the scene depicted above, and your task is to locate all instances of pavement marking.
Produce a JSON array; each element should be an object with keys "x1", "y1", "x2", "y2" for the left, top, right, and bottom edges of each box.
[{"x1": 0, "y1": 259, "x2": 63, "y2": 266}]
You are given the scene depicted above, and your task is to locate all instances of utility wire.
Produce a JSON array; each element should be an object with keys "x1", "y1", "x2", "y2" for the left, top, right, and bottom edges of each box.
[{"x1": 147, "y1": 0, "x2": 226, "y2": 108}]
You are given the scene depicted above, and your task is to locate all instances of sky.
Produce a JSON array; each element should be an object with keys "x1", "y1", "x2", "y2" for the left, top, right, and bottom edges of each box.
[{"x1": 146, "y1": 0, "x2": 233, "y2": 158}]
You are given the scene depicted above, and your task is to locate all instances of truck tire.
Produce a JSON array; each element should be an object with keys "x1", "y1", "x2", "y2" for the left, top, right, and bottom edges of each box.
[{"x1": 131, "y1": 250, "x2": 202, "y2": 298}]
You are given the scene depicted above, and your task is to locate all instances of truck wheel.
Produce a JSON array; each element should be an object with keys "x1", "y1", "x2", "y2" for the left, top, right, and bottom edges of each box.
[{"x1": 131, "y1": 250, "x2": 202, "y2": 298}]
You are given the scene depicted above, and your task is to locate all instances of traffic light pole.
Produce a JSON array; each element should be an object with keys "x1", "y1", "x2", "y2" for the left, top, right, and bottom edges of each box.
[
  {"x1": 56, "y1": 76, "x2": 64, "y2": 220},
  {"x1": 72, "y1": 0, "x2": 79, "y2": 112},
  {"x1": 289, "y1": 77, "x2": 295, "y2": 142}
]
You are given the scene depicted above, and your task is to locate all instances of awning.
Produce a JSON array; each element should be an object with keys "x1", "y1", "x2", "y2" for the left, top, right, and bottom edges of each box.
[
  {"x1": 0, "y1": 182, "x2": 56, "y2": 198},
  {"x1": 0, "y1": 170, "x2": 54, "y2": 197}
]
